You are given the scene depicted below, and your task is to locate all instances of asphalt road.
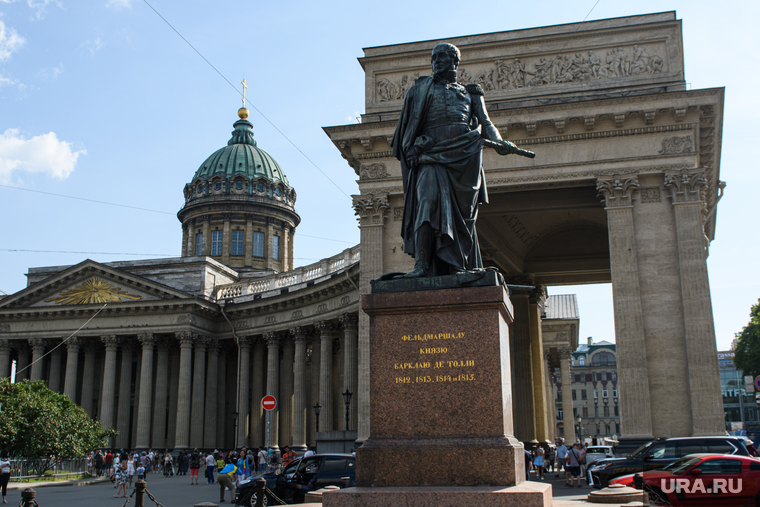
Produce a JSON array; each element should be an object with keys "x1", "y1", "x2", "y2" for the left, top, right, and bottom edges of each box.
[{"x1": 9, "y1": 473, "x2": 237, "y2": 507}]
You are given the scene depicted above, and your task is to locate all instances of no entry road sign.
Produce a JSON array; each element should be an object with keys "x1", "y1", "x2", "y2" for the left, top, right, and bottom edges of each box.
[
  {"x1": 755, "y1": 376, "x2": 760, "y2": 391},
  {"x1": 262, "y1": 395, "x2": 277, "y2": 411}
]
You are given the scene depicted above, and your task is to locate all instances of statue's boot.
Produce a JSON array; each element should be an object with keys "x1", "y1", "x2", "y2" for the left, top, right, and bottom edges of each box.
[{"x1": 404, "y1": 224, "x2": 432, "y2": 278}]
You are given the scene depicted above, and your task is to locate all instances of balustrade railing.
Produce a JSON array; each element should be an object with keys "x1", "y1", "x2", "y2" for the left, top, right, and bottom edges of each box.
[{"x1": 216, "y1": 244, "x2": 359, "y2": 301}]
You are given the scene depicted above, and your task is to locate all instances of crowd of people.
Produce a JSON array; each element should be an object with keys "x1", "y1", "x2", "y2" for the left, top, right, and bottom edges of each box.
[
  {"x1": 523, "y1": 438, "x2": 594, "y2": 487},
  {"x1": 87, "y1": 445, "x2": 308, "y2": 502}
]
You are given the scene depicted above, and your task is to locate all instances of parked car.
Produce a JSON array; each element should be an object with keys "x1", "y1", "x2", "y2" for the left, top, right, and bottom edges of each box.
[
  {"x1": 584, "y1": 446, "x2": 615, "y2": 467},
  {"x1": 608, "y1": 454, "x2": 715, "y2": 488},
  {"x1": 235, "y1": 454, "x2": 355, "y2": 506},
  {"x1": 589, "y1": 436, "x2": 749, "y2": 488},
  {"x1": 633, "y1": 454, "x2": 760, "y2": 506}
]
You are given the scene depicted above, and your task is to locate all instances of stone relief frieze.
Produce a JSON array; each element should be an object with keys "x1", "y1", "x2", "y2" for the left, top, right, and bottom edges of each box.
[
  {"x1": 359, "y1": 163, "x2": 389, "y2": 180},
  {"x1": 291, "y1": 310, "x2": 303, "y2": 320},
  {"x1": 640, "y1": 187, "x2": 662, "y2": 203},
  {"x1": 659, "y1": 135, "x2": 694, "y2": 154},
  {"x1": 376, "y1": 44, "x2": 666, "y2": 102},
  {"x1": 339, "y1": 295, "x2": 351, "y2": 307},
  {"x1": 315, "y1": 303, "x2": 328, "y2": 314}
]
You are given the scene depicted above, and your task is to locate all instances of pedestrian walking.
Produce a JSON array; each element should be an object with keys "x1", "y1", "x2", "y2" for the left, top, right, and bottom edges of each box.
[
  {"x1": 114, "y1": 452, "x2": 128, "y2": 498},
  {"x1": 545, "y1": 446, "x2": 555, "y2": 473},
  {"x1": 566, "y1": 442, "x2": 583, "y2": 488},
  {"x1": 257, "y1": 448, "x2": 267, "y2": 473},
  {"x1": 189, "y1": 448, "x2": 201, "y2": 485},
  {"x1": 524, "y1": 449, "x2": 533, "y2": 480},
  {"x1": 163, "y1": 451, "x2": 174, "y2": 477},
  {"x1": 533, "y1": 446, "x2": 545, "y2": 480},
  {"x1": 178, "y1": 451, "x2": 189, "y2": 476},
  {"x1": 206, "y1": 451, "x2": 216, "y2": 483},
  {"x1": 126, "y1": 453, "x2": 135, "y2": 488},
  {"x1": 555, "y1": 439, "x2": 567, "y2": 477},
  {"x1": 1, "y1": 449, "x2": 11, "y2": 505}
]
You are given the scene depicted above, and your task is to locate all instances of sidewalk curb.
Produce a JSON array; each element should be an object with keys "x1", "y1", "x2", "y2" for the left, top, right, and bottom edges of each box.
[{"x1": 8, "y1": 476, "x2": 111, "y2": 490}]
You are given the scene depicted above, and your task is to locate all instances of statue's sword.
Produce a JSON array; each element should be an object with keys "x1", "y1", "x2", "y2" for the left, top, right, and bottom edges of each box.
[{"x1": 482, "y1": 138, "x2": 536, "y2": 159}]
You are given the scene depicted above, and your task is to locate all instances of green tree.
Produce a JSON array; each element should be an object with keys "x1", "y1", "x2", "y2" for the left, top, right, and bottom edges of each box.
[
  {"x1": 0, "y1": 378, "x2": 117, "y2": 476},
  {"x1": 734, "y1": 298, "x2": 760, "y2": 380}
]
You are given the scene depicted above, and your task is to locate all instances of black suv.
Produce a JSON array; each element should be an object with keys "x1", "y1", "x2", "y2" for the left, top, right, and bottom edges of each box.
[
  {"x1": 235, "y1": 453, "x2": 355, "y2": 506},
  {"x1": 589, "y1": 436, "x2": 750, "y2": 488}
]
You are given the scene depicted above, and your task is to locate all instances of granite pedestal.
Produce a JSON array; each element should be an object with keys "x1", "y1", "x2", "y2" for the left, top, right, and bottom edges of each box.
[{"x1": 323, "y1": 277, "x2": 551, "y2": 507}]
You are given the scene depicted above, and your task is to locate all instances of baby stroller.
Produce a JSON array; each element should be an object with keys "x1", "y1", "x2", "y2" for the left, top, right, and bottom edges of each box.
[{"x1": 163, "y1": 456, "x2": 174, "y2": 477}]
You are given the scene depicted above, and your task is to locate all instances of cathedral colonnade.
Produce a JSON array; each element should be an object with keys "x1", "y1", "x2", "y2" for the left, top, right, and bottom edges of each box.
[{"x1": 0, "y1": 311, "x2": 360, "y2": 452}]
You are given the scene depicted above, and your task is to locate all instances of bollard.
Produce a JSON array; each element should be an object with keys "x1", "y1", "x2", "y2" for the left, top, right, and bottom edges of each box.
[
  {"x1": 633, "y1": 472, "x2": 643, "y2": 490},
  {"x1": 135, "y1": 479, "x2": 147, "y2": 507},
  {"x1": 21, "y1": 488, "x2": 36, "y2": 507},
  {"x1": 255, "y1": 477, "x2": 266, "y2": 507}
]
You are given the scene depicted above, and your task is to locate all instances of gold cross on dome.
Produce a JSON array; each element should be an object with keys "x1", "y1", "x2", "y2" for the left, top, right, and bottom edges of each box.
[{"x1": 241, "y1": 79, "x2": 247, "y2": 107}]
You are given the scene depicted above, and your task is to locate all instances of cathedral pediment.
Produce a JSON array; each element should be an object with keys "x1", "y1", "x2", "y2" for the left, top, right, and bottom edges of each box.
[{"x1": 0, "y1": 259, "x2": 192, "y2": 310}]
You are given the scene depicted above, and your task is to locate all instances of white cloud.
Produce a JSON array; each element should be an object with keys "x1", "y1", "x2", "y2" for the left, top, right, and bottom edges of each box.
[
  {"x1": 0, "y1": 128, "x2": 86, "y2": 183},
  {"x1": 36, "y1": 63, "x2": 63, "y2": 80},
  {"x1": 80, "y1": 36, "x2": 104, "y2": 58},
  {"x1": 0, "y1": 19, "x2": 25, "y2": 61},
  {"x1": 0, "y1": 73, "x2": 16, "y2": 87},
  {"x1": 106, "y1": 0, "x2": 132, "y2": 8},
  {"x1": 0, "y1": 0, "x2": 63, "y2": 20}
]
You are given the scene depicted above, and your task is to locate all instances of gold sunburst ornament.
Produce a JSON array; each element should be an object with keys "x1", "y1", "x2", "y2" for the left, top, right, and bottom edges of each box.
[{"x1": 45, "y1": 278, "x2": 143, "y2": 305}]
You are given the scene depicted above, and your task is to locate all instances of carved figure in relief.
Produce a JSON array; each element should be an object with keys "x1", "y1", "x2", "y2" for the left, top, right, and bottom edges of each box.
[
  {"x1": 588, "y1": 51, "x2": 601, "y2": 78},
  {"x1": 494, "y1": 59, "x2": 512, "y2": 89},
  {"x1": 391, "y1": 43, "x2": 534, "y2": 278},
  {"x1": 510, "y1": 58, "x2": 526, "y2": 88}
]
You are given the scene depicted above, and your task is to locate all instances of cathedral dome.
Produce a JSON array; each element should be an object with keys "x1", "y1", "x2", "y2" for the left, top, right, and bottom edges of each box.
[{"x1": 191, "y1": 118, "x2": 290, "y2": 188}]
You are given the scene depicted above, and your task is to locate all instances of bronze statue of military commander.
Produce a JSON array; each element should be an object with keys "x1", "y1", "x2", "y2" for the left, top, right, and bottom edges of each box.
[{"x1": 391, "y1": 43, "x2": 534, "y2": 279}]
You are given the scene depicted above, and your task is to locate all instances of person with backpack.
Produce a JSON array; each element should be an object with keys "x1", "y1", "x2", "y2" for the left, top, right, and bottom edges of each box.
[
  {"x1": 189, "y1": 448, "x2": 201, "y2": 485},
  {"x1": 566, "y1": 442, "x2": 583, "y2": 488}
]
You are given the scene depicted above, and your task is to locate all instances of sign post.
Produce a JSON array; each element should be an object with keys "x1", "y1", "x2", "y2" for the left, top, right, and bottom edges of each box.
[{"x1": 262, "y1": 394, "x2": 277, "y2": 450}]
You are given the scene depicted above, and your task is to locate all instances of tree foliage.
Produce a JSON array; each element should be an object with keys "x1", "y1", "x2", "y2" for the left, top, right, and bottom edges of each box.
[
  {"x1": 734, "y1": 298, "x2": 760, "y2": 380},
  {"x1": 0, "y1": 378, "x2": 117, "y2": 476}
]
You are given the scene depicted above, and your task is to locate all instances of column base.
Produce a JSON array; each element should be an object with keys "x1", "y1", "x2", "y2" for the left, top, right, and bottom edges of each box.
[{"x1": 323, "y1": 483, "x2": 551, "y2": 507}]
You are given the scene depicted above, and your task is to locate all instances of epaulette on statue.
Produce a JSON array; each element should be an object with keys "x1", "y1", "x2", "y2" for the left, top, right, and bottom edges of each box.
[{"x1": 465, "y1": 83, "x2": 485, "y2": 96}]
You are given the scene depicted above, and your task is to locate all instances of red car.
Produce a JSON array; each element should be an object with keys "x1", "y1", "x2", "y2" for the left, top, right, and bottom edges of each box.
[
  {"x1": 609, "y1": 454, "x2": 714, "y2": 488},
  {"x1": 631, "y1": 454, "x2": 760, "y2": 506}
]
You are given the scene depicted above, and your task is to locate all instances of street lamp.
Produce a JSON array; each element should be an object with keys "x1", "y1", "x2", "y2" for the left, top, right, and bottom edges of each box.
[
  {"x1": 313, "y1": 402, "x2": 321, "y2": 433},
  {"x1": 576, "y1": 415, "x2": 582, "y2": 444},
  {"x1": 232, "y1": 411, "x2": 239, "y2": 449},
  {"x1": 342, "y1": 390, "x2": 353, "y2": 431}
]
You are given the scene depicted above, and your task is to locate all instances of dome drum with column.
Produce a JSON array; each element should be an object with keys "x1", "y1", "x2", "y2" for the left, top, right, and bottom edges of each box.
[{"x1": 178, "y1": 113, "x2": 300, "y2": 274}]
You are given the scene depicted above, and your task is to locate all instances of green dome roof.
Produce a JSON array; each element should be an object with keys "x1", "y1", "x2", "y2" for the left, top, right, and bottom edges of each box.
[{"x1": 191, "y1": 118, "x2": 289, "y2": 185}]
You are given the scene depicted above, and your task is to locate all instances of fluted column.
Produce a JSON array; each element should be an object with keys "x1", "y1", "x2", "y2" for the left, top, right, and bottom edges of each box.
[
  {"x1": 237, "y1": 336, "x2": 253, "y2": 448},
  {"x1": 136, "y1": 333, "x2": 156, "y2": 449},
  {"x1": 353, "y1": 193, "x2": 390, "y2": 443},
  {"x1": 281, "y1": 222, "x2": 290, "y2": 271},
  {"x1": 63, "y1": 338, "x2": 80, "y2": 401},
  {"x1": 28, "y1": 338, "x2": 46, "y2": 381},
  {"x1": 168, "y1": 348, "x2": 180, "y2": 448},
  {"x1": 339, "y1": 313, "x2": 358, "y2": 430},
  {"x1": 0, "y1": 340, "x2": 10, "y2": 380},
  {"x1": 316, "y1": 321, "x2": 336, "y2": 431},
  {"x1": 115, "y1": 342, "x2": 134, "y2": 450},
  {"x1": 15, "y1": 345, "x2": 29, "y2": 381},
  {"x1": 291, "y1": 327, "x2": 308, "y2": 451},
  {"x1": 544, "y1": 350, "x2": 557, "y2": 442},
  {"x1": 204, "y1": 339, "x2": 219, "y2": 448},
  {"x1": 280, "y1": 335, "x2": 294, "y2": 447},
  {"x1": 309, "y1": 336, "x2": 321, "y2": 442},
  {"x1": 529, "y1": 290, "x2": 549, "y2": 443},
  {"x1": 597, "y1": 175, "x2": 653, "y2": 439},
  {"x1": 48, "y1": 345, "x2": 62, "y2": 392},
  {"x1": 665, "y1": 169, "x2": 725, "y2": 435},
  {"x1": 510, "y1": 291, "x2": 535, "y2": 442},
  {"x1": 174, "y1": 332, "x2": 194, "y2": 449},
  {"x1": 559, "y1": 348, "x2": 576, "y2": 443},
  {"x1": 266, "y1": 218, "x2": 275, "y2": 270},
  {"x1": 265, "y1": 332, "x2": 280, "y2": 449},
  {"x1": 216, "y1": 344, "x2": 228, "y2": 448},
  {"x1": 201, "y1": 216, "x2": 210, "y2": 256},
  {"x1": 190, "y1": 335, "x2": 209, "y2": 447},
  {"x1": 151, "y1": 339, "x2": 170, "y2": 448},
  {"x1": 80, "y1": 341, "x2": 96, "y2": 416},
  {"x1": 251, "y1": 339, "x2": 265, "y2": 447},
  {"x1": 99, "y1": 335, "x2": 119, "y2": 435},
  {"x1": 222, "y1": 214, "x2": 231, "y2": 265}
]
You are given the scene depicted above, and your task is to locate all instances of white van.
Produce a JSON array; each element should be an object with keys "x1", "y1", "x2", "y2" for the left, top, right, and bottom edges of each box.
[{"x1": 584, "y1": 445, "x2": 615, "y2": 466}]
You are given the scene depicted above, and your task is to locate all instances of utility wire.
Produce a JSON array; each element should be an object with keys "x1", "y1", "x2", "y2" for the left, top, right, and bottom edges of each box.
[
  {"x1": 0, "y1": 184, "x2": 175, "y2": 215},
  {"x1": 142, "y1": 0, "x2": 352, "y2": 200},
  {"x1": 14, "y1": 304, "x2": 108, "y2": 378}
]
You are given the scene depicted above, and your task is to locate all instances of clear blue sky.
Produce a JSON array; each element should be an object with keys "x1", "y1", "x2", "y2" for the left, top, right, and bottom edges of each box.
[{"x1": 1, "y1": 0, "x2": 757, "y2": 351}]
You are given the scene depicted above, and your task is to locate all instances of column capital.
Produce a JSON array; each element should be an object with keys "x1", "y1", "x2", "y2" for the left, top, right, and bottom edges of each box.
[
  {"x1": 315, "y1": 320, "x2": 338, "y2": 335},
  {"x1": 138, "y1": 333, "x2": 157, "y2": 348},
  {"x1": 28, "y1": 338, "x2": 46, "y2": 350},
  {"x1": 543, "y1": 349, "x2": 553, "y2": 362},
  {"x1": 664, "y1": 168, "x2": 707, "y2": 204},
  {"x1": 264, "y1": 332, "x2": 280, "y2": 347},
  {"x1": 290, "y1": 326, "x2": 309, "y2": 342},
  {"x1": 596, "y1": 174, "x2": 639, "y2": 208},
  {"x1": 65, "y1": 337, "x2": 80, "y2": 351},
  {"x1": 339, "y1": 313, "x2": 358, "y2": 329},
  {"x1": 101, "y1": 335, "x2": 119, "y2": 349},
  {"x1": 238, "y1": 336, "x2": 254, "y2": 349},
  {"x1": 175, "y1": 331, "x2": 195, "y2": 346},
  {"x1": 0, "y1": 339, "x2": 10, "y2": 353},
  {"x1": 194, "y1": 335, "x2": 211, "y2": 349},
  {"x1": 558, "y1": 347, "x2": 574, "y2": 361},
  {"x1": 352, "y1": 192, "x2": 390, "y2": 227}
]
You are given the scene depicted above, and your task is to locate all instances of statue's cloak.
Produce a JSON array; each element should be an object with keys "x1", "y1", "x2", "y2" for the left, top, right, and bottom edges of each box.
[{"x1": 391, "y1": 75, "x2": 488, "y2": 272}]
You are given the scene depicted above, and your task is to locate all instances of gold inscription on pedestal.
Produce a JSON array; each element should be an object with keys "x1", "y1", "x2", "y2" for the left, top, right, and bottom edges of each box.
[{"x1": 394, "y1": 331, "x2": 476, "y2": 386}]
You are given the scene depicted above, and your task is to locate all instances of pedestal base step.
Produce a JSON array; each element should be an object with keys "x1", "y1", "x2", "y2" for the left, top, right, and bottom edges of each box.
[{"x1": 322, "y1": 483, "x2": 552, "y2": 507}]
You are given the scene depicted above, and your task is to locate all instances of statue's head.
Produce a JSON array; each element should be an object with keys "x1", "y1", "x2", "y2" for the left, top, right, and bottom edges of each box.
[{"x1": 431, "y1": 43, "x2": 460, "y2": 76}]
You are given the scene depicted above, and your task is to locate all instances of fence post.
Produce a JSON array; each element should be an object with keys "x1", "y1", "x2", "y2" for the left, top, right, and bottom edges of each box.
[
  {"x1": 21, "y1": 488, "x2": 36, "y2": 507},
  {"x1": 135, "y1": 479, "x2": 146, "y2": 507},
  {"x1": 255, "y1": 477, "x2": 266, "y2": 507}
]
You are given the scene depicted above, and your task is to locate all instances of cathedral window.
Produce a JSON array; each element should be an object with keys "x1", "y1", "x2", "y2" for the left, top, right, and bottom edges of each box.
[
  {"x1": 257, "y1": 183, "x2": 265, "y2": 192},
  {"x1": 235, "y1": 181, "x2": 243, "y2": 190},
  {"x1": 195, "y1": 233, "x2": 203, "y2": 255},
  {"x1": 253, "y1": 232, "x2": 264, "y2": 257},
  {"x1": 274, "y1": 187, "x2": 281, "y2": 197},
  {"x1": 231, "y1": 230, "x2": 244, "y2": 255},
  {"x1": 273, "y1": 235, "x2": 280, "y2": 260},
  {"x1": 211, "y1": 231, "x2": 223, "y2": 255},
  {"x1": 214, "y1": 182, "x2": 222, "y2": 191}
]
